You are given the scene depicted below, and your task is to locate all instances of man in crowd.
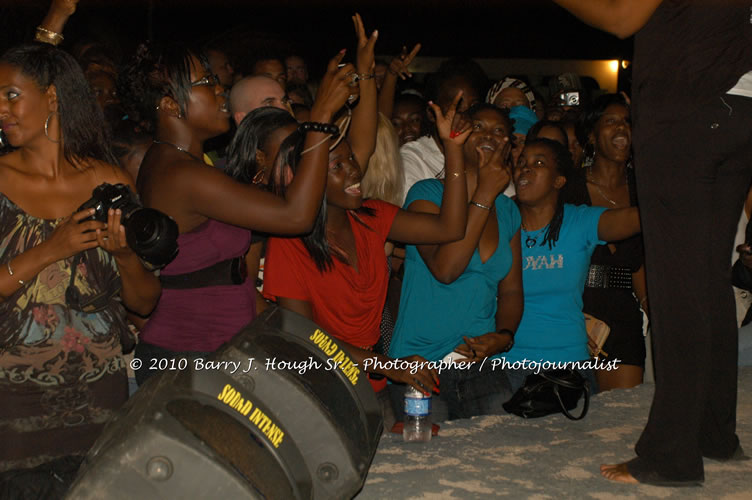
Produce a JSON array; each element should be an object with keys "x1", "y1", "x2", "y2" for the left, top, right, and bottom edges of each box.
[{"x1": 229, "y1": 75, "x2": 291, "y2": 126}]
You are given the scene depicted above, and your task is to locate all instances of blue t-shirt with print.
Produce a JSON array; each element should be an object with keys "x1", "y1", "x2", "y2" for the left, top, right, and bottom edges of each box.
[
  {"x1": 388, "y1": 179, "x2": 521, "y2": 362},
  {"x1": 505, "y1": 203, "x2": 607, "y2": 364}
]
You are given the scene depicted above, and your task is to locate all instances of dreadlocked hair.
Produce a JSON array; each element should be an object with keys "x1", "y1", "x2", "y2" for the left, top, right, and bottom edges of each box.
[
  {"x1": 268, "y1": 131, "x2": 374, "y2": 273},
  {"x1": 523, "y1": 137, "x2": 574, "y2": 249}
]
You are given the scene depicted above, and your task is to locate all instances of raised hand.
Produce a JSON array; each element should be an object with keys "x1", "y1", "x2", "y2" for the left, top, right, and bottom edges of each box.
[
  {"x1": 311, "y1": 51, "x2": 359, "y2": 120},
  {"x1": 50, "y1": 0, "x2": 78, "y2": 16},
  {"x1": 475, "y1": 138, "x2": 512, "y2": 200},
  {"x1": 388, "y1": 43, "x2": 421, "y2": 80},
  {"x1": 40, "y1": 0, "x2": 79, "y2": 36},
  {"x1": 352, "y1": 13, "x2": 378, "y2": 75},
  {"x1": 429, "y1": 91, "x2": 471, "y2": 145}
]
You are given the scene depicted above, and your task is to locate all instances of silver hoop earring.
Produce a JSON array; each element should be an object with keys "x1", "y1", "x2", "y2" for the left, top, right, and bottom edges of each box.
[{"x1": 45, "y1": 112, "x2": 60, "y2": 143}]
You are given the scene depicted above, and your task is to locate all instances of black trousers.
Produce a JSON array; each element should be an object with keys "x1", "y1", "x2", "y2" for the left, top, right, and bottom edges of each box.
[{"x1": 631, "y1": 94, "x2": 752, "y2": 481}]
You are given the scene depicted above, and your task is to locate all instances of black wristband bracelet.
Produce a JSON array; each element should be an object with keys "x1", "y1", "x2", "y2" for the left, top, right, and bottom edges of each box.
[{"x1": 298, "y1": 121, "x2": 340, "y2": 136}]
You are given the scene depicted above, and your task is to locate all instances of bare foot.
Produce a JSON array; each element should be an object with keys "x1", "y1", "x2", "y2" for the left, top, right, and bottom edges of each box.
[{"x1": 600, "y1": 463, "x2": 639, "y2": 484}]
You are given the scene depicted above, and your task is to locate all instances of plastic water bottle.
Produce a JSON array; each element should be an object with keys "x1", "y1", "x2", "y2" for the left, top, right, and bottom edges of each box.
[{"x1": 403, "y1": 385, "x2": 431, "y2": 442}]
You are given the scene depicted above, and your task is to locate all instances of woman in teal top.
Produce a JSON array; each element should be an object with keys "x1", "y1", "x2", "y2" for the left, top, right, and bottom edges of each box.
[
  {"x1": 389, "y1": 103, "x2": 523, "y2": 421},
  {"x1": 506, "y1": 138, "x2": 641, "y2": 392}
]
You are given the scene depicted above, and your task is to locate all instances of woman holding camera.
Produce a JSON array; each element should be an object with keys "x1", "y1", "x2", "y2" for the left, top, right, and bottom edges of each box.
[
  {"x1": 121, "y1": 43, "x2": 355, "y2": 384},
  {"x1": 0, "y1": 43, "x2": 160, "y2": 494}
]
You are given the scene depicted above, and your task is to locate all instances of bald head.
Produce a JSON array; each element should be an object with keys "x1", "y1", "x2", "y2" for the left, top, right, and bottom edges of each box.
[{"x1": 229, "y1": 75, "x2": 290, "y2": 125}]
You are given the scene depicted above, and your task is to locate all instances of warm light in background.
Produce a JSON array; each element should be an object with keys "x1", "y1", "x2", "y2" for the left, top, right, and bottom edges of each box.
[
  {"x1": 622, "y1": 60, "x2": 631, "y2": 69},
  {"x1": 609, "y1": 60, "x2": 619, "y2": 73}
]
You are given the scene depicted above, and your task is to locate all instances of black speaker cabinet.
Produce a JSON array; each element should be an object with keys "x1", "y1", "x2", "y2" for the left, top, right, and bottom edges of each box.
[{"x1": 67, "y1": 306, "x2": 383, "y2": 499}]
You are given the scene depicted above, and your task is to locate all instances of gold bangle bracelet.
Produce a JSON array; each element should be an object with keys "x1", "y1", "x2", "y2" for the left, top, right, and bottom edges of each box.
[{"x1": 35, "y1": 26, "x2": 64, "y2": 46}]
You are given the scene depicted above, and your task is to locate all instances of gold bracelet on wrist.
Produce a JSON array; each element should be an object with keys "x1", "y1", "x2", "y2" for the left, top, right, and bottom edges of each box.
[{"x1": 35, "y1": 26, "x2": 64, "y2": 46}]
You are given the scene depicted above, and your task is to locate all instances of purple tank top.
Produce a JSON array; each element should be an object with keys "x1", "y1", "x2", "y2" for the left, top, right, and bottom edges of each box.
[{"x1": 140, "y1": 218, "x2": 256, "y2": 352}]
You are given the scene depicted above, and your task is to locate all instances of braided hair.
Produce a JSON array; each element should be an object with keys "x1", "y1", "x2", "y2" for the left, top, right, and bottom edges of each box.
[{"x1": 521, "y1": 137, "x2": 574, "y2": 249}]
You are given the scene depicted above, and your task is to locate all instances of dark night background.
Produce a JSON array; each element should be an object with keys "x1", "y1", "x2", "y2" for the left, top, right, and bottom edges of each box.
[{"x1": 0, "y1": 0, "x2": 633, "y2": 76}]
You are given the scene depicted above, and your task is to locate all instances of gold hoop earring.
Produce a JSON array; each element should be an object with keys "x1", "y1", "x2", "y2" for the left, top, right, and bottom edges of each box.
[{"x1": 45, "y1": 112, "x2": 60, "y2": 143}]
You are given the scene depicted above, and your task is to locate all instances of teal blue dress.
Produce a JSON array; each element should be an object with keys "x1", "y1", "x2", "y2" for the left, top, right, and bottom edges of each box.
[{"x1": 389, "y1": 179, "x2": 521, "y2": 362}]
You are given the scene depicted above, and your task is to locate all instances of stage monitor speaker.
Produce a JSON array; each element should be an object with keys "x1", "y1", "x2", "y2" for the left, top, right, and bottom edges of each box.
[{"x1": 67, "y1": 306, "x2": 382, "y2": 500}]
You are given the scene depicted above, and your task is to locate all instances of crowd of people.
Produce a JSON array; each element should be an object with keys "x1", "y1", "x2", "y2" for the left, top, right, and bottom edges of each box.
[{"x1": 1, "y1": 0, "x2": 750, "y2": 495}]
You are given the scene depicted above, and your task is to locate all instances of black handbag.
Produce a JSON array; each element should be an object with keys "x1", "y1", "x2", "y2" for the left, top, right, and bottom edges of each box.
[{"x1": 503, "y1": 369, "x2": 590, "y2": 420}]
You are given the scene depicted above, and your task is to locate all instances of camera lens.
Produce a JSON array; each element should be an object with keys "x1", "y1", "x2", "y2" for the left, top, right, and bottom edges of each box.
[{"x1": 124, "y1": 208, "x2": 179, "y2": 269}]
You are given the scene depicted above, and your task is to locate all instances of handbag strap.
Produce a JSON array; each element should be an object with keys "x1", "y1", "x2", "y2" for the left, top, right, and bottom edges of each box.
[
  {"x1": 542, "y1": 370, "x2": 591, "y2": 421},
  {"x1": 554, "y1": 383, "x2": 590, "y2": 420}
]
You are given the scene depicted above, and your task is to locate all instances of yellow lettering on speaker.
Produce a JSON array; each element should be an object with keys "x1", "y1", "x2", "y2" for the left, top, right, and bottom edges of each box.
[
  {"x1": 248, "y1": 407, "x2": 285, "y2": 448},
  {"x1": 217, "y1": 384, "x2": 254, "y2": 419},
  {"x1": 223, "y1": 387, "x2": 236, "y2": 404},
  {"x1": 239, "y1": 400, "x2": 253, "y2": 416},
  {"x1": 310, "y1": 329, "x2": 339, "y2": 357},
  {"x1": 216, "y1": 384, "x2": 233, "y2": 401},
  {"x1": 249, "y1": 407, "x2": 264, "y2": 426}
]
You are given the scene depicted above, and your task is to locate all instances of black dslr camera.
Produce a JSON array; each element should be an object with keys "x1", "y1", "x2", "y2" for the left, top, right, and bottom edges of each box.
[{"x1": 78, "y1": 183, "x2": 179, "y2": 270}]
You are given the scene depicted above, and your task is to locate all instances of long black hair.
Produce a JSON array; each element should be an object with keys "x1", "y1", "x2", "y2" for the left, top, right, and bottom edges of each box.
[
  {"x1": 520, "y1": 137, "x2": 574, "y2": 249},
  {"x1": 118, "y1": 42, "x2": 208, "y2": 133},
  {"x1": 225, "y1": 107, "x2": 297, "y2": 184},
  {"x1": 268, "y1": 133, "x2": 374, "y2": 273},
  {"x1": 0, "y1": 43, "x2": 117, "y2": 166}
]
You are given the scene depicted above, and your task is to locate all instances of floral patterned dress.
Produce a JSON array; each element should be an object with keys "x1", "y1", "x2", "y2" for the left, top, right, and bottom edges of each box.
[{"x1": 0, "y1": 193, "x2": 128, "y2": 472}]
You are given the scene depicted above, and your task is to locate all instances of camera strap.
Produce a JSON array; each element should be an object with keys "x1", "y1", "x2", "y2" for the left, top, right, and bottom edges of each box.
[{"x1": 65, "y1": 252, "x2": 121, "y2": 313}]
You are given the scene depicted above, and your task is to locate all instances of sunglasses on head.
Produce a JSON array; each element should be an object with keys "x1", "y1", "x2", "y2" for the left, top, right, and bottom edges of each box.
[{"x1": 190, "y1": 74, "x2": 220, "y2": 87}]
